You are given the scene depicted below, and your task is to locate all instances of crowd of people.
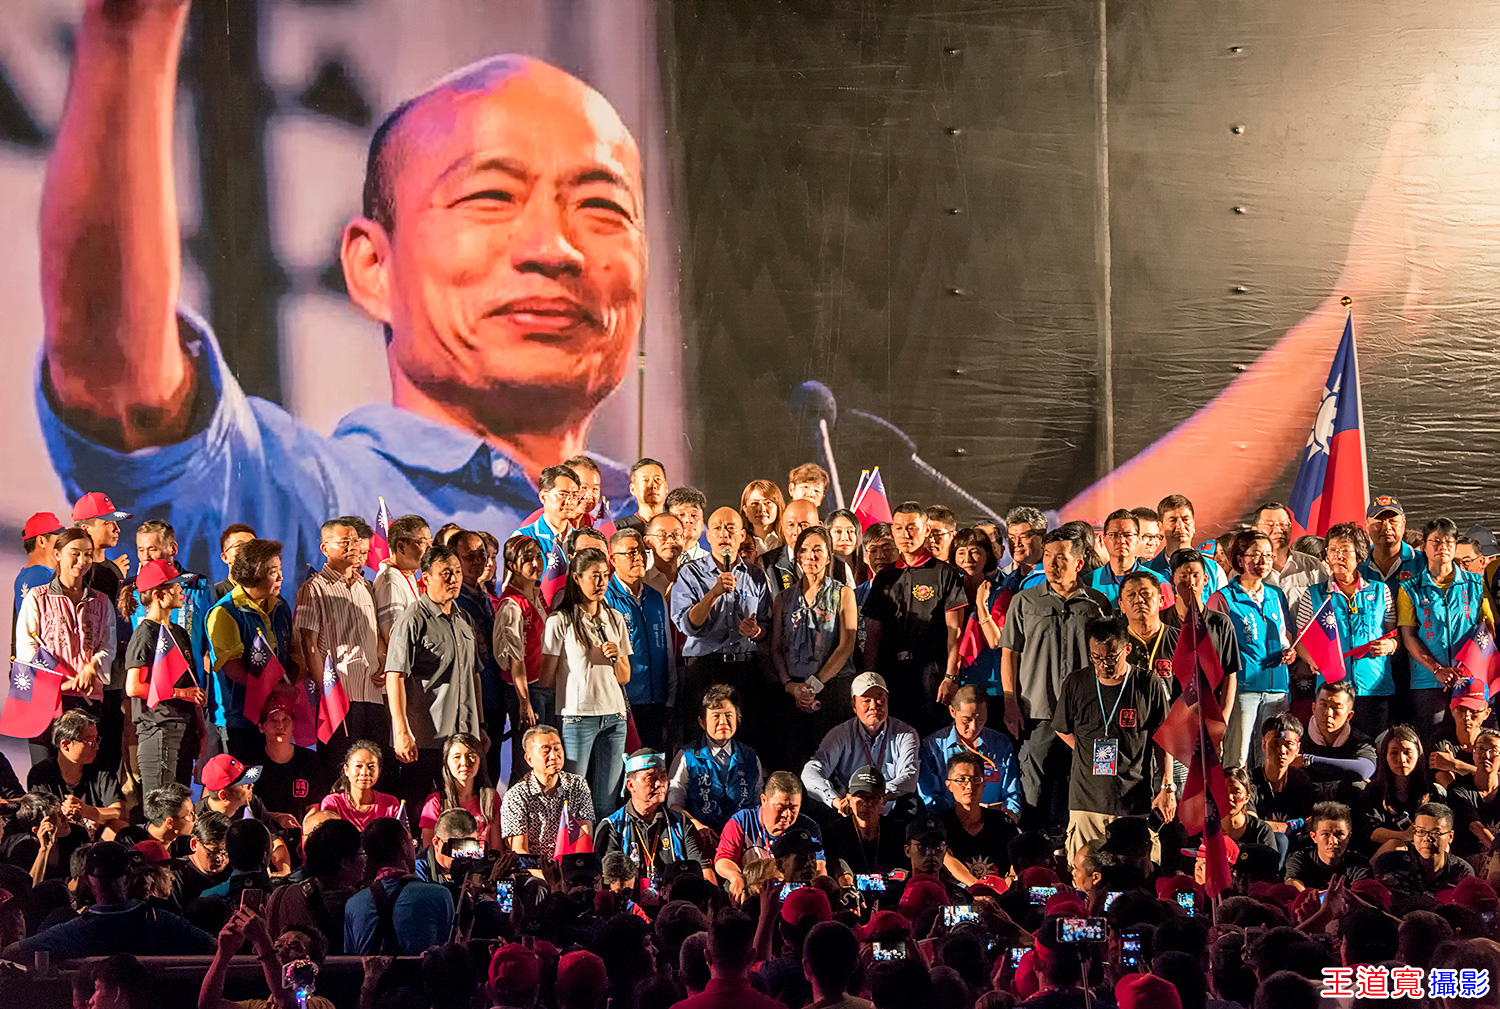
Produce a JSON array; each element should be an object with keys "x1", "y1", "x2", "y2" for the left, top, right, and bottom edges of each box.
[{"x1": 4, "y1": 462, "x2": 1500, "y2": 1009}]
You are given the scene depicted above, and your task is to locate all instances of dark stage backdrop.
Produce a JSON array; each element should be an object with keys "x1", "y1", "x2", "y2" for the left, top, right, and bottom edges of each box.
[{"x1": 660, "y1": 0, "x2": 1500, "y2": 532}]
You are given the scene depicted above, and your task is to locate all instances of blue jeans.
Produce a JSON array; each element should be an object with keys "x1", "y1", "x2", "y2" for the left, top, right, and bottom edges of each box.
[{"x1": 562, "y1": 712, "x2": 627, "y2": 816}]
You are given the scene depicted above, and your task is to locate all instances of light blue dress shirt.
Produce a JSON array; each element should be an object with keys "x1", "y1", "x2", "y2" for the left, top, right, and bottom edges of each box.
[
  {"x1": 915, "y1": 725, "x2": 1022, "y2": 816},
  {"x1": 800, "y1": 716, "x2": 920, "y2": 812},
  {"x1": 668, "y1": 555, "x2": 772, "y2": 657}
]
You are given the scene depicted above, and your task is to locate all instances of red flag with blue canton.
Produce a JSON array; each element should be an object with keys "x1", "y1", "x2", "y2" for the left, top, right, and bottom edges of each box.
[
  {"x1": 540, "y1": 541, "x2": 569, "y2": 610},
  {"x1": 1298, "y1": 596, "x2": 1348, "y2": 684},
  {"x1": 317, "y1": 652, "x2": 350, "y2": 744},
  {"x1": 0, "y1": 648, "x2": 64, "y2": 738},
  {"x1": 852, "y1": 467, "x2": 893, "y2": 531},
  {"x1": 365, "y1": 497, "x2": 392, "y2": 571},
  {"x1": 148, "y1": 623, "x2": 191, "y2": 708},
  {"x1": 1455, "y1": 622, "x2": 1500, "y2": 695},
  {"x1": 242, "y1": 630, "x2": 286, "y2": 724},
  {"x1": 1287, "y1": 314, "x2": 1370, "y2": 538},
  {"x1": 553, "y1": 799, "x2": 593, "y2": 858}
]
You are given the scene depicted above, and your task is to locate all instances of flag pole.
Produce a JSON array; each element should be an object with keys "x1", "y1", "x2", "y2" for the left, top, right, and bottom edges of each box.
[{"x1": 1286, "y1": 595, "x2": 1333, "y2": 651}]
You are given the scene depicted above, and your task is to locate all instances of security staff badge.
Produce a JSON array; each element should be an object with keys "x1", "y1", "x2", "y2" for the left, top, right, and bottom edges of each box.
[
  {"x1": 912, "y1": 585, "x2": 935, "y2": 602},
  {"x1": 1093, "y1": 738, "x2": 1119, "y2": 776},
  {"x1": 1153, "y1": 659, "x2": 1172, "y2": 679},
  {"x1": 1118, "y1": 708, "x2": 1137, "y2": 729}
]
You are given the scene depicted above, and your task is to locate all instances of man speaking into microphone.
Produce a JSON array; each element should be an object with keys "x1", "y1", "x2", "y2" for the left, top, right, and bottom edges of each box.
[{"x1": 669, "y1": 508, "x2": 773, "y2": 753}]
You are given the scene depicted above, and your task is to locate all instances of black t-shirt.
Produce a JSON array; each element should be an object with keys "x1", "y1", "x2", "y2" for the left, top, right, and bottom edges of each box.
[
  {"x1": 1433, "y1": 734, "x2": 1477, "y2": 775},
  {"x1": 172, "y1": 857, "x2": 231, "y2": 907},
  {"x1": 822, "y1": 815, "x2": 909, "y2": 877},
  {"x1": 0, "y1": 824, "x2": 85, "y2": 880},
  {"x1": 26, "y1": 757, "x2": 121, "y2": 812},
  {"x1": 0, "y1": 752, "x2": 23, "y2": 802},
  {"x1": 1448, "y1": 781, "x2": 1500, "y2": 858},
  {"x1": 941, "y1": 807, "x2": 1017, "y2": 870},
  {"x1": 1159, "y1": 607, "x2": 1245, "y2": 684},
  {"x1": 1249, "y1": 766, "x2": 1318, "y2": 825},
  {"x1": 83, "y1": 561, "x2": 129, "y2": 682},
  {"x1": 123, "y1": 618, "x2": 197, "y2": 725},
  {"x1": 1359, "y1": 781, "x2": 1445, "y2": 853},
  {"x1": 1372, "y1": 848, "x2": 1475, "y2": 894},
  {"x1": 254, "y1": 746, "x2": 332, "y2": 817},
  {"x1": 1052, "y1": 668, "x2": 1170, "y2": 816},
  {"x1": 861, "y1": 557, "x2": 967, "y2": 667},
  {"x1": 1225, "y1": 815, "x2": 1278, "y2": 852},
  {"x1": 1284, "y1": 847, "x2": 1371, "y2": 889},
  {"x1": 1302, "y1": 729, "x2": 1379, "y2": 800}
]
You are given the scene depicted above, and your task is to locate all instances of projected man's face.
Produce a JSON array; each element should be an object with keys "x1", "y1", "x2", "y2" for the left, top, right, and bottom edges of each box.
[{"x1": 354, "y1": 58, "x2": 647, "y2": 436}]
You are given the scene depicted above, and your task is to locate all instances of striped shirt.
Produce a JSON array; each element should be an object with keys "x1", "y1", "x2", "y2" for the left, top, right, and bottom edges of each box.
[
  {"x1": 372, "y1": 562, "x2": 421, "y2": 636},
  {"x1": 293, "y1": 565, "x2": 382, "y2": 704}
]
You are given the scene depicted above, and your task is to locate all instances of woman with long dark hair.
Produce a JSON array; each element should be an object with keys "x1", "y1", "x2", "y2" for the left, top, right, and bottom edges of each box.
[
  {"x1": 420, "y1": 731, "x2": 504, "y2": 850},
  {"x1": 319, "y1": 739, "x2": 401, "y2": 830},
  {"x1": 1209, "y1": 529, "x2": 1294, "y2": 770},
  {"x1": 740, "y1": 480, "x2": 786, "y2": 559},
  {"x1": 827, "y1": 509, "x2": 864, "y2": 586},
  {"x1": 770, "y1": 526, "x2": 858, "y2": 766},
  {"x1": 496, "y1": 535, "x2": 550, "y2": 777},
  {"x1": 1366, "y1": 724, "x2": 1441, "y2": 855},
  {"x1": 539, "y1": 547, "x2": 632, "y2": 813},
  {"x1": 951, "y1": 528, "x2": 1008, "y2": 703}
]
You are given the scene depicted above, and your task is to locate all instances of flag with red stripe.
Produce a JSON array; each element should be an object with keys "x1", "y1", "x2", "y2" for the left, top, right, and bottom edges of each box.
[
  {"x1": 366, "y1": 497, "x2": 392, "y2": 571},
  {"x1": 1286, "y1": 314, "x2": 1369, "y2": 538},
  {"x1": 148, "y1": 623, "x2": 191, "y2": 708},
  {"x1": 317, "y1": 652, "x2": 350, "y2": 744}
]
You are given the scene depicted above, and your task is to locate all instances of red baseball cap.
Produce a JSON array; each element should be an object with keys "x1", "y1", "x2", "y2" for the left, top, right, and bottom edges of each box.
[
  {"x1": 1452, "y1": 677, "x2": 1491, "y2": 711},
  {"x1": 781, "y1": 886, "x2": 833, "y2": 926},
  {"x1": 1116, "y1": 974, "x2": 1182, "y2": 1009},
  {"x1": 897, "y1": 880, "x2": 948, "y2": 917},
  {"x1": 488, "y1": 943, "x2": 541, "y2": 993},
  {"x1": 554, "y1": 951, "x2": 607, "y2": 1005},
  {"x1": 857, "y1": 909, "x2": 911, "y2": 941},
  {"x1": 71, "y1": 492, "x2": 131, "y2": 523},
  {"x1": 258, "y1": 692, "x2": 298, "y2": 725},
  {"x1": 22, "y1": 512, "x2": 64, "y2": 540},
  {"x1": 201, "y1": 753, "x2": 262, "y2": 792},
  {"x1": 132, "y1": 840, "x2": 172, "y2": 865},
  {"x1": 137, "y1": 559, "x2": 188, "y2": 593},
  {"x1": 1180, "y1": 836, "x2": 1240, "y2": 864}
]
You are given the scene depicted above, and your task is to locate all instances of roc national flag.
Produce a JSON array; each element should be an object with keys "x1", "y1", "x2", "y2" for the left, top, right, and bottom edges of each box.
[
  {"x1": 1287, "y1": 315, "x2": 1369, "y2": 537},
  {"x1": 148, "y1": 623, "x2": 191, "y2": 708},
  {"x1": 0, "y1": 648, "x2": 63, "y2": 739}
]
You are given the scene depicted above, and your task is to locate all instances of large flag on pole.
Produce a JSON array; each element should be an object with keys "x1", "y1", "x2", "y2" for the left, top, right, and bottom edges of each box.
[
  {"x1": 366, "y1": 497, "x2": 392, "y2": 571},
  {"x1": 148, "y1": 624, "x2": 191, "y2": 708},
  {"x1": 316, "y1": 652, "x2": 350, "y2": 744},
  {"x1": 1287, "y1": 314, "x2": 1369, "y2": 538},
  {"x1": 0, "y1": 649, "x2": 64, "y2": 739},
  {"x1": 1154, "y1": 601, "x2": 1233, "y2": 897}
]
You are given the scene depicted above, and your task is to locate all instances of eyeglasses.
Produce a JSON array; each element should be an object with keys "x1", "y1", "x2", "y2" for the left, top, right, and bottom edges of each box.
[
  {"x1": 1428, "y1": 537, "x2": 1457, "y2": 548},
  {"x1": 947, "y1": 775, "x2": 985, "y2": 786},
  {"x1": 1104, "y1": 531, "x2": 1138, "y2": 540},
  {"x1": 1413, "y1": 828, "x2": 1452, "y2": 841},
  {"x1": 916, "y1": 843, "x2": 946, "y2": 855},
  {"x1": 1089, "y1": 650, "x2": 1125, "y2": 668},
  {"x1": 612, "y1": 548, "x2": 647, "y2": 560},
  {"x1": 1326, "y1": 546, "x2": 1357, "y2": 558},
  {"x1": 327, "y1": 536, "x2": 360, "y2": 548}
]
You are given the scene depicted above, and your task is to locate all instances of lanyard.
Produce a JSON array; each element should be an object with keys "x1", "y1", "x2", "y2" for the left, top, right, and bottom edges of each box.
[
  {"x1": 631, "y1": 818, "x2": 660, "y2": 877},
  {"x1": 956, "y1": 734, "x2": 997, "y2": 771},
  {"x1": 1096, "y1": 674, "x2": 1128, "y2": 730},
  {"x1": 1132, "y1": 627, "x2": 1164, "y2": 669}
]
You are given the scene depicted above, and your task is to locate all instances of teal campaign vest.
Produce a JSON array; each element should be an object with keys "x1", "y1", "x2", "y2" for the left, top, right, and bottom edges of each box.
[
  {"x1": 1306, "y1": 580, "x2": 1392, "y2": 696},
  {"x1": 1217, "y1": 580, "x2": 1291, "y2": 693},
  {"x1": 1405, "y1": 566, "x2": 1483, "y2": 689}
]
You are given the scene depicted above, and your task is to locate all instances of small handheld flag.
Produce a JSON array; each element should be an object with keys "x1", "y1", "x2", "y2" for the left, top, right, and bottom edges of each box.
[
  {"x1": 316, "y1": 652, "x2": 350, "y2": 744},
  {"x1": 0, "y1": 649, "x2": 64, "y2": 739},
  {"x1": 366, "y1": 497, "x2": 392, "y2": 571},
  {"x1": 852, "y1": 467, "x2": 893, "y2": 531},
  {"x1": 1456, "y1": 622, "x2": 1500, "y2": 694},
  {"x1": 540, "y1": 542, "x2": 569, "y2": 610},
  {"x1": 1296, "y1": 596, "x2": 1347, "y2": 684},
  {"x1": 242, "y1": 630, "x2": 286, "y2": 724},
  {"x1": 148, "y1": 623, "x2": 191, "y2": 708}
]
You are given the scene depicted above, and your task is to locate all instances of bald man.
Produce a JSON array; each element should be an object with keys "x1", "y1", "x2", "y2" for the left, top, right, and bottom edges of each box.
[
  {"x1": 758, "y1": 500, "x2": 822, "y2": 593},
  {"x1": 669, "y1": 508, "x2": 773, "y2": 751},
  {"x1": 37, "y1": 2, "x2": 646, "y2": 581}
]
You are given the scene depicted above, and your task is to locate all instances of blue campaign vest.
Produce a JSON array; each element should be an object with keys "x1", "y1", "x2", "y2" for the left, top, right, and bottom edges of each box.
[
  {"x1": 607, "y1": 577, "x2": 671, "y2": 707},
  {"x1": 1087, "y1": 561, "x2": 1161, "y2": 605},
  {"x1": 1358, "y1": 541, "x2": 1424, "y2": 595},
  {"x1": 1405, "y1": 566, "x2": 1484, "y2": 687},
  {"x1": 1216, "y1": 580, "x2": 1291, "y2": 693},
  {"x1": 1306, "y1": 580, "x2": 1392, "y2": 696},
  {"x1": 206, "y1": 588, "x2": 294, "y2": 728},
  {"x1": 602, "y1": 804, "x2": 689, "y2": 878},
  {"x1": 680, "y1": 737, "x2": 759, "y2": 831}
]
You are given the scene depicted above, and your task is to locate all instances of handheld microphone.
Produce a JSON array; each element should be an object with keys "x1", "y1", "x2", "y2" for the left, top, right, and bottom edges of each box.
[{"x1": 791, "y1": 381, "x2": 846, "y2": 509}]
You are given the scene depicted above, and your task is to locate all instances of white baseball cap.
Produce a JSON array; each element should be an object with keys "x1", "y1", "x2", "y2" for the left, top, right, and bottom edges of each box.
[{"x1": 850, "y1": 671, "x2": 889, "y2": 697}]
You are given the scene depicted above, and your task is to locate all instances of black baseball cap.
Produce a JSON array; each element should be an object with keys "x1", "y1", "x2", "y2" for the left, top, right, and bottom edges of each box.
[
  {"x1": 1099, "y1": 816, "x2": 1153, "y2": 858},
  {"x1": 848, "y1": 765, "x2": 886, "y2": 798},
  {"x1": 905, "y1": 816, "x2": 947, "y2": 845},
  {"x1": 771, "y1": 827, "x2": 822, "y2": 860}
]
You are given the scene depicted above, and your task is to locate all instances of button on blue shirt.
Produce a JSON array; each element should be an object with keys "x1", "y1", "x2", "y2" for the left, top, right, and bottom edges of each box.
[
  {"x1": 606, "y1": 574, "x2": 672, "y2": 706},
  {"x1": 36, "y1": 309, "x2": 629, "y2": 584},
  {"x1": 669, "y1": 555, "x2": 772, "y2": 657}
]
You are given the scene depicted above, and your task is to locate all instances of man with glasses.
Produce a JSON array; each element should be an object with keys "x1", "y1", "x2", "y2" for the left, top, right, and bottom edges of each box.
[
  {"x1": 821, "y1": 764, "x2": 907, "y2": 880},
  {"x1": 1398, "y1": 516, "x2": 1494, "y2": 744},
  {"x1": 606, "y1": 529, "x2": 673, "y2": 751},
  {"x1": 294, "y1": 517, "x2": 382, "y2": 770},
  {"x1": 915, "y1": 684, "x2": 1021, "y2": 820},
  {"x1": 1456, "y1": 537, "x2": 1489, "y2": 575},
  {"x1": 1285, "y1": 801, "x2": 1370, "y2": 890},
  {"x1": 514, "y1": 465, "x2": 583, "y2": 562},
  {"x1": 1002, "y1": 507, "x2": 1048, "y2": 592},
  {"x1": 1372, "y1": 802, "x2": 1474, "y2": 893},
  {"x1": 1087, "y1": 509, "x2": 1163, "y2": 606},
  {"x1": 644, "y1": 513, "x2": 687, "y2": 600},
  {"x1": 1252, "y1": 501, "x2": 1327, "y2": 610},
  {"x1": 373, "y1": 514, "x2": 431, "y2": 648},
  {"x1": 1053, "y1": 616, "x2": 1172, "y2": 860}
]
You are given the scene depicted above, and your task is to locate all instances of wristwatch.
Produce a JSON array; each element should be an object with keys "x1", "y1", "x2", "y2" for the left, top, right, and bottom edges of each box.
[{"x1": 1160, "y1": 782, "x2": 1177, "y2": 795}]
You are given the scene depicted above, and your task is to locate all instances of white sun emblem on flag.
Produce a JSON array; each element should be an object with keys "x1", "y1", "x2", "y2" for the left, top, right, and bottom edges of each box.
[
  {"x1": 324, "y1": 668, "x2": 338, "y2": 691},
  {"x1": 1321, "y1": 611, "x2": 1337, "y2": 631},
  {"x1": 12, "y1": 670, "x2": 30, "y2": 691},
  {"x1": 1306, "y1": 374, "x2": 1342, "y2": 457}
]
